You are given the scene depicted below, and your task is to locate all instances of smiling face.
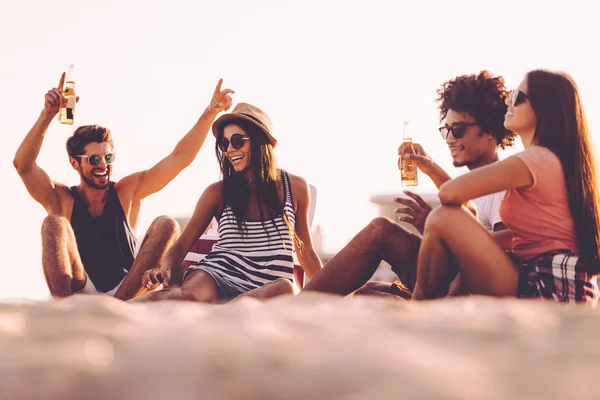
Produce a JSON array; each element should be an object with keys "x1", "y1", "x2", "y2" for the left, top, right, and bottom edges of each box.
[
  {"x1": 70, "y1": 141, "x2": 113, "y2": 190},
  {"x1": 222, "y1": 123, "x2": 252, "y2": 174},
  {"x1": 443, "y1": 109, "x2": 498, "y2": 169},
  {"x1": 504, "y1": 75, "x2": 537, "y2": 147}
]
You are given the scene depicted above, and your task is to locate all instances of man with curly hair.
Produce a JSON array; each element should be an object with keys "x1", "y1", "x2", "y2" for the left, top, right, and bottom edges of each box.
[{"x1": 302, "y1": 70, "x2": 515, "y2": 298}]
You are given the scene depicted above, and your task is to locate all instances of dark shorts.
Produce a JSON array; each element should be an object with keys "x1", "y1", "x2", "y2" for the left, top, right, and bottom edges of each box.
[
  {"x1": 182, "y1": 265, "x2": 248, "y2": 301},
  {"x1": 514, "y1": 250, "x2": 599, "y2": 306}
]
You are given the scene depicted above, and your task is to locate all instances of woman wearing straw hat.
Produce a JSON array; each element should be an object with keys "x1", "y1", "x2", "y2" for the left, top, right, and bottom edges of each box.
[{"x1": 137, "y1": 102, "x2": 324, "y2": 303}]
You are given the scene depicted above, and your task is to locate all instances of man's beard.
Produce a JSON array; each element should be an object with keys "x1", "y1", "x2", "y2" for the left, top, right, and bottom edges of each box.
[
  {"x1": 80, "y1": 168, "x2": 110, "y2": 190},
  {"x1": 453, "y1": 155, "x2": 483, "y2": 171}
]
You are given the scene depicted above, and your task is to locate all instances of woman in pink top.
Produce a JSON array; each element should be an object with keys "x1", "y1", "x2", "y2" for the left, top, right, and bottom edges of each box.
[{"x1": 411, "y1": 70, "x2": 600, "y2": 305}]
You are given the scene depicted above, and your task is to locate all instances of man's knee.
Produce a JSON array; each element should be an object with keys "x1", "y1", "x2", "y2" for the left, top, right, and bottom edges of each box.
[
  {"x1": 365, "y1": 217, "x2": 410, "y2": 245},
  {"x1": 148, "y1": 215, "x2": 180, "y2": 237},
  {"x1": 41, "y1": 215, "x2": 70, "y2": 236},
  {"x1": 367, "y1": 217, "x2": 395, "y2": 237}
]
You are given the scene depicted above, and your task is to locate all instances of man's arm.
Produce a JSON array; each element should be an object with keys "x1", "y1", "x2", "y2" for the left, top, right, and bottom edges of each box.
[
  {"x1": 13, "y1": 73, "x2": 74, "y2": 214},
  {"x1": 122, "y1": 79, "x2": 234, "y2": 201}
]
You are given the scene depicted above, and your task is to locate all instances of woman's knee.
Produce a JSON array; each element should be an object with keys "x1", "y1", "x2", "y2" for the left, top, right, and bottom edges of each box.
[
  {"x1": 272, "y1": 278, "x2": 295, "y2": 295},
  {"x1": 180, "y1": 271, "x2": 220, "y2": 303},
  {"x1": 423, "y1": 205, "x2": 465, "y2": 232}
]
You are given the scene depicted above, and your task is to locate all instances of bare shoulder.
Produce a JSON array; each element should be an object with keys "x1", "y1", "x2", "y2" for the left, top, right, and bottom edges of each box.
[
  {"x1": 196, "y1": 181, "x2": 224, "y2": 218},
  {"x1": 286, "y1": 172, "x2": 308, "y2": 187},
  {"x1": 114, "y1": 172, "x2": 142, "y2": 199},
  {"x1": 285, "y1": 172, "x2": 310, "y2": 203},
  {"x1": 202, "y1": 181, "x2": 223, "y2": 201}
]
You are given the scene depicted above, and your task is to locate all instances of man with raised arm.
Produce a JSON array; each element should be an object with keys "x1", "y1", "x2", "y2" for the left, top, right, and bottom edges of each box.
[{"x1": 14, "y1": 73, "x2": 233, "y2": 300}]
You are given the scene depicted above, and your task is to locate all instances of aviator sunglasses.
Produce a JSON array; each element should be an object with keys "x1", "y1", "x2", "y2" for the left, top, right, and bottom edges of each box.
[
  {"x1": 75, "y1": 153, "x2": 116, "y2": 166},
  {"x1": 439, "y1": 122, "x2": 480, "y2": 140},
  {"x1": 218, "y1": 134, "x2": 250, "y2": 152}
]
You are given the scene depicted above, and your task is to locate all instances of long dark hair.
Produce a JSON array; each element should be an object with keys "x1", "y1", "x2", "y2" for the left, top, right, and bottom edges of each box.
[
  {"x1": 215, "y1": 118, "x2": 300, "y2": 250},
  {"x1": 527, "y1": 69, "x2": 600, "y2": 273}
]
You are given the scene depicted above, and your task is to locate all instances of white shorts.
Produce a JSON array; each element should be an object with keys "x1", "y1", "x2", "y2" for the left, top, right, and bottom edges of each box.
[{"x1": 75, "y1": 274, "x2": 125, "y2": 296}]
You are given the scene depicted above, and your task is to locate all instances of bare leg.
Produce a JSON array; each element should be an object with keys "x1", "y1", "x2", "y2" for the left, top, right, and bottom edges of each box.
[
  {"x1": 130, "y1": 270, "x2": 220, "y2": 303},
  {"x1": 231, "y1": 278, "x2": 296, "y2": 302},
  {"x1": 303, "y1": 217, "x2": 421, "y2": 295},
  {"x1": 412, "y1": 206, "x2": 518, "y2": 300},
  {"x1": 114, "y1": 216, "x2": 180, "y2": 301},
  {"x1": 41, "y1": 215, "x2": 87, "y2": 298}
]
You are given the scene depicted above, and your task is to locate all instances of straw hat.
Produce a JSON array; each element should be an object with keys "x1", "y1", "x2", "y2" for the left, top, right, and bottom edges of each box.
[{"x1": 212, "y1": 103, "x2": 277, "y2": 147}]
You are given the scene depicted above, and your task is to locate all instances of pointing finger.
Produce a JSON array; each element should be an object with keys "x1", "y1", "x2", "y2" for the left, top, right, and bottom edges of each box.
[
  {"x1": 214, "y1": 78, "x2": 223, "y2": 95},
  {"x1": 58, "y1": 72, "x2": 65, "y2": 91}
]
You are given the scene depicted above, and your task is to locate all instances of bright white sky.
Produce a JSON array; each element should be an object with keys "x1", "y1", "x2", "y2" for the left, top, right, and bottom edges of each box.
[{"x1": 1, "y1": 0, "x2": 599, "y2": 300}]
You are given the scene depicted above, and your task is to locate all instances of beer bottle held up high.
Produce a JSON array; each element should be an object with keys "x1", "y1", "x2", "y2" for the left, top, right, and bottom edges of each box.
[{"x1": 59, "y1": 64, "x2": 76, "y2": 125}]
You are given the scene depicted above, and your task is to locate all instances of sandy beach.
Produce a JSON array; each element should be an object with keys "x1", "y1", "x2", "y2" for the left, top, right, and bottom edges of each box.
[{"x1": 0, "y1": 293, "x2": 598, "y2": 399}]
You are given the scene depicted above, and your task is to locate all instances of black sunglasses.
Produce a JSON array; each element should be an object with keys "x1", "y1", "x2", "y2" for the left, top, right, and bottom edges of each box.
[
  {"x1": 510, "y1": 90, "x2": 528, "y2": 107},
  {"x1": 218, "y1": 134, "x2": 250, "y2": 152},
  {"x1": 439, "y1": 123, "x2": 479, "y2": 140},
  {"x1": 75, "y1": 153, "x2": 116, "y2": 166}
]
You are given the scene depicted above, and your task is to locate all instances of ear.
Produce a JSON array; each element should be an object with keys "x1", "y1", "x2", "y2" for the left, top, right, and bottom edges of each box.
[
  {"x1": 483, "y1": 132, "x2": 496, "y2": 142},
  {"x1": 69, "y1": 156, "x2": 80, "y2": 171}
]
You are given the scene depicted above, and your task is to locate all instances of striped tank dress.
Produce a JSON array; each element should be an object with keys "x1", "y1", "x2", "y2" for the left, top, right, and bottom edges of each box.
[{"x1": 187, "y1": 171, "x2": 296, "y2": 294}]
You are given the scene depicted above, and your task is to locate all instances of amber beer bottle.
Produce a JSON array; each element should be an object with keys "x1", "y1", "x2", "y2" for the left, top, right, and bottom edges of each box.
[
  {"x1": 401, "y1": 120, "x2": 418, "y2": 186},
  {"x1": 59, "y1": 64, "x2": 76, "y2": 125}
]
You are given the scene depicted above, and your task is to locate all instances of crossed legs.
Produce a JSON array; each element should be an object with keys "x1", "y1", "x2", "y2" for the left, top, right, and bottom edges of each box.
[{"x1": 41, "y1": 215, "x2": 179, "y2": 300}]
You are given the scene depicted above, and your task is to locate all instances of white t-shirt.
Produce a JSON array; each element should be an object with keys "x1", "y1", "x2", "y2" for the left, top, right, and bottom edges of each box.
[{"x1": 472, "y1": 191, "x2": 505, "y2": 232}]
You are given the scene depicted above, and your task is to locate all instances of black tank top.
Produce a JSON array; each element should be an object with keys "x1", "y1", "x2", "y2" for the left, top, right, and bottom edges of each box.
[{"x1": 70, "y1": 182, "x2": 138, "y2": 292}]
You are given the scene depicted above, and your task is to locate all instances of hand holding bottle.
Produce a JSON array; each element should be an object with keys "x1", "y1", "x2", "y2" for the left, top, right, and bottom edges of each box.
[
  {"x1": 43, "y1": 72, "x2": 79, "y2": 120},
  {"x1": 398, "y1": 142, "x2": 436, "y2": 177}
]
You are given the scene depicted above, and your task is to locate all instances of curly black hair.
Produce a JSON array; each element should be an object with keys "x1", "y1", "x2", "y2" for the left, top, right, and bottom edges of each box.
[{"x1": 436, "y1": 70, "x2": 516, "y2": 149}]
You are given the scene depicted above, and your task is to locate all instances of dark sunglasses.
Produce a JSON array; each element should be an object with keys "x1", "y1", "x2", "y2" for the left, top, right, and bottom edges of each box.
[
  {"x1": 218, "y1": 134, "x2": 250, "y2": 152},
  {"x1": 75, "y1": 153, "x2": 116, "y2": 166},
  {"x1": 511, "y1": 90, "x2": 528, "y2": 107},
  {"x1": 439, "y1": 122, "x2": 479, "y2": 140}
]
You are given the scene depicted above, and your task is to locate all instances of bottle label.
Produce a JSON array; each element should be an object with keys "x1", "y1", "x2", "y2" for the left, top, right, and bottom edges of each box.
[{"x1": 67, "y1": 97, "x2": 76, "y2": 108}]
